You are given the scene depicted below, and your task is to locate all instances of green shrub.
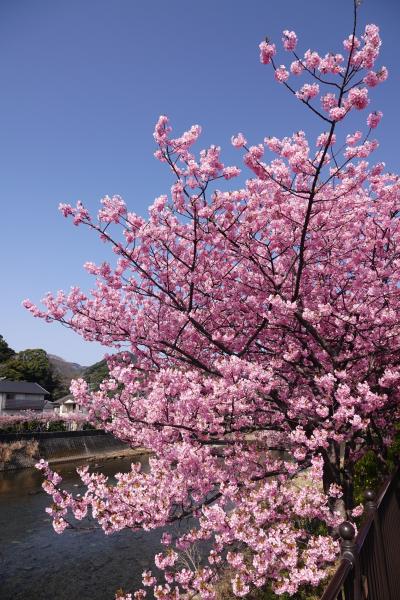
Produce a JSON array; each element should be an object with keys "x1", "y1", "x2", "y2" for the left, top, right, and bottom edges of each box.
[
  {"x1": 46, "y1": 420, "x2": 67, "y2": 432},
  {"x1": 353, "y1": 426, "x2": 400, "y2": 504}
]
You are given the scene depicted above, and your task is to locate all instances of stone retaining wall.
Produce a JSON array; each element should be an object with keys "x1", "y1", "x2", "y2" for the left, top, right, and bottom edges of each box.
[{"x1": 0, "y1": 430, "x2": 145, "y2": 470}]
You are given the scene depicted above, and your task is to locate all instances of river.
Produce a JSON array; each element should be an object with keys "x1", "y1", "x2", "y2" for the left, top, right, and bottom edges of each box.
[{"x1": 0, "y1": 455, "x2": 170, "y2": 600}]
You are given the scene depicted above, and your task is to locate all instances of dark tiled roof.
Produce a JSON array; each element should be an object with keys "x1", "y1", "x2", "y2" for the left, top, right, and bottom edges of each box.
[
  {"x1": 0, "y1": 380, "x2": 49, "y2": 395},
  {"x1": 43, "y1": 400, "x2": 59, "y2": 409}
]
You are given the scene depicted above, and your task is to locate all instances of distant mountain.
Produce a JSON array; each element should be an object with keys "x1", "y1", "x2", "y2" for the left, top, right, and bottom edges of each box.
[
  {"x1": 48, "y1": 354, "x2": 87, "y2": 390},
  {"x1": 48, "y1": 354, "x2": 110, "y2": 394},
  {"x1": 49, "y1": 354, "x2": 86, "y2": 371}
]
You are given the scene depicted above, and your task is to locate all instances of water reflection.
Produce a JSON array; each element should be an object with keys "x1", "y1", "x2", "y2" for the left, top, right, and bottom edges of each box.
[{"x1": 0, "y1": 455, "x2": 166, "y2": 600}]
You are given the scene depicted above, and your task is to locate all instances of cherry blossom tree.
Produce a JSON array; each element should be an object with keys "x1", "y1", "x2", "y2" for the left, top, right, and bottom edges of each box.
[{"x1": 26, "y1": 1, "x2": 399, "y2": 597}]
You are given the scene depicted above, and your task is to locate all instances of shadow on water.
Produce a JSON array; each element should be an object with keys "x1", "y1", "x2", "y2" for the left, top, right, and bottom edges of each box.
[{"x1": 0, "y1": 455, "x2": 171, "y2": 600}]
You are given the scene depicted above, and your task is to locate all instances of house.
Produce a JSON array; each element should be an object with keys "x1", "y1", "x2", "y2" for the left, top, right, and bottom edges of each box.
[
  {"x1": 56, "y1": 393, "x2": 86, "y2": 416},
  {"x1": 0, "y1": 379, "x2": 52, "y2": 415}
]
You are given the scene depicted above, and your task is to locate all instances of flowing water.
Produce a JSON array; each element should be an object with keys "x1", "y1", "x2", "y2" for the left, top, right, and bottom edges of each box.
[{"x1": 0, "y1": 455, "x2": 169, "y2": 600}]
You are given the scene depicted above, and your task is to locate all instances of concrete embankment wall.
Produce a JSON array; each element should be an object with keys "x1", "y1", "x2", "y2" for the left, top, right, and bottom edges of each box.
[{"x1": 0, "y1": 430, "x2": 145, "y2": 470}]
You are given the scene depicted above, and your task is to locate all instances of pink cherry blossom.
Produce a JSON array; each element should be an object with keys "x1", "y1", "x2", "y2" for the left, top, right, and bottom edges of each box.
[
  {"x1": 259, "y1": 41, "x2": 276, "y2": 64},
  {"x1": 304, "y1": 49, "x2": 321, "y2": 69},
  {"x1": 290, "y1": 60, "x2": 304, "y2": 75},
  {"x1": 27, "y1": 5, "x2": 396, "y2": 599},
  {"x1": 316, "y1": 132, "x2": 336, "y2": 147},
  {"x1": 329, "y1": 106, "x2": 347, "y2": 121},
  {"x1": 296, "y1": 83, "x2": 319, "y2": 102},
  {"x1": 343, "y1": 34, "x2": 360, "y2": 52},
  {"x1": 347, "y1": 87, "x2": 369, "y2": 110},
  {"x1": 232, "y1": 575, "x2": 250, "y2": 597},
  {"x1": 59, "y1": 203, "x2": 74, "y2": 217},
  {"x1": 377, "y1": 66, "x2": 388, "y2": 82},
  {"x1": 367, "y1": 111, "x2": 383, "y2": 129},
  {"x1": 352, "y1": 505, "x2": 364, "y2": 518},
  {"x1": 282, "y1": 30, "x2": 298, "y2": 51},
  {"x1": 223, "y1": 166, "x2": 241, "y2": 179},
  {"x1": 364, "y1": 71, "x2": 379, "y2": 87},
  {"x1": 346, "y1": 130, "x2": 363, "y2": 145},
  {"x1": 274, "y1": 65, "x2": 289, "y2": 83},
  {"x1": 319, "y1": 53, "x2": 344, "y2": 74},
  {"x1": 321, "y1": 93, "x2": 338, "y2": 112},
  {"x1": 231, "y1": 133, "x2": 247, "y2": 148},
  {"x1": 98, "y1": 195, "x2": 127, "y2": 224}
]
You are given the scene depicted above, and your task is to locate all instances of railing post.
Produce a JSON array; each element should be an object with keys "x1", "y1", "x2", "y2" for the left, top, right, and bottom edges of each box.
[
  {"x1": 338, "y1": 521, "x2": 360, "y2": 600},
  {"x1": 339, "y1": 521, "x2": 356, "y2": 565},
  {"x1": 364, "y1": 488, "x2": 391, "y2": 600}
]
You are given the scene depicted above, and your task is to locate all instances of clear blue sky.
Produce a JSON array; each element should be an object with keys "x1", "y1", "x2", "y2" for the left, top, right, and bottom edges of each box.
[{"x1": 0, "y1": 0, "x2": 398, "y2": 365}]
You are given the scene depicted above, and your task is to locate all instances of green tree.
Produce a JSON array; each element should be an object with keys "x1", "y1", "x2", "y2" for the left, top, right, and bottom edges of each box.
[
  {"x1": 83, "y1": 355, "x2": 136, "y2": 391},
  {"x1": 0, "y1": 334, "x2": 15, "y2": 363},
  {"x1": 0, "y1": 348, "x2": 64, "y2": 398},
  {"x1": 83, "y1": 359, "x2": 109, "y2": 391}
]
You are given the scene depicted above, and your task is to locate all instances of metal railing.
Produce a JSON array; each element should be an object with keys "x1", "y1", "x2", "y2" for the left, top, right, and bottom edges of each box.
[{"x1": 321, "y1": 467, "x2": 400, "y2": 600}]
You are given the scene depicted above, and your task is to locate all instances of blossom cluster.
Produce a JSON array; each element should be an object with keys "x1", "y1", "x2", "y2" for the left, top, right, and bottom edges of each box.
[
  {"x1": 259, "y1": 21, "x2": 387, "y2": 131},
  {"x1": 36, "y1": 456, "x2": 341, "y2": 598}
]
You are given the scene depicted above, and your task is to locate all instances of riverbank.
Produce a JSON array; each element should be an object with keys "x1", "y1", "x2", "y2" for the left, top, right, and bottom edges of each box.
[{"x1": 0, "y1": 430, "x2": 147, "y2": 471}]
